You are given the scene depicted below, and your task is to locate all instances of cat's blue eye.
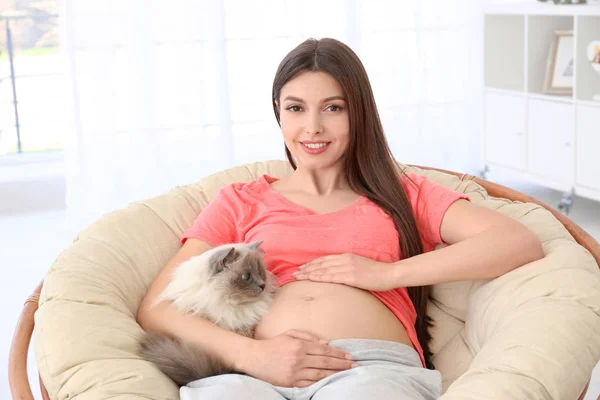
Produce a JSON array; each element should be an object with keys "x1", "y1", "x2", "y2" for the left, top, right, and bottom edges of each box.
[{"x1": 241, "y1": 273, "x2": 250, "y2": 281}]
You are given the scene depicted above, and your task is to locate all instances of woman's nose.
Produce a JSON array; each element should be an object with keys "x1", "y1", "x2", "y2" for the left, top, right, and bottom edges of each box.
[{"x1": 306, "y1": 113, "x2": 323, "y2": 134}]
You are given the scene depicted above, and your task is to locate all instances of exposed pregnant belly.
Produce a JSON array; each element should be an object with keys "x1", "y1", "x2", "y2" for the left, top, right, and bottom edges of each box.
[{"x1": 254, "y1": 280, "x2": 413, "y2": 349}]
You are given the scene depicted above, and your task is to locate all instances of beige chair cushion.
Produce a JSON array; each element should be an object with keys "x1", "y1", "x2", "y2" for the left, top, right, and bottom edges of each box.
[{"x1": 34, "y1": 160, "x2": 600, "y2": 400}]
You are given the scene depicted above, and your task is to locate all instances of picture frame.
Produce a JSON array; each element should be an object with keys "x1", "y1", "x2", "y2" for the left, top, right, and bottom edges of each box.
[
  {"x1": 543, "y1": 30, "x2": 574, "y2": 96},
  {"x1": 588, "y1": 40, "x2": 600, "y2": 101},
  {"x1": 588, "y1": 40, "x2": 600, "y2": 68}
]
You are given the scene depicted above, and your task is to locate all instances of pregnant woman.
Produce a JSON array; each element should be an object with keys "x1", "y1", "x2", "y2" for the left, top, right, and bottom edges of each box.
[{"x1": 137, "y1": 37, "x2": 544, "y2": 400}]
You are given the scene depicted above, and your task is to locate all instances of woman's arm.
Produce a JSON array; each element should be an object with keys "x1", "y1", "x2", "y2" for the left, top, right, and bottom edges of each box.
[
  {"x1": 137, "y1": 238, "x2": 251, "y2": 371},
  {"x1": 391, "y1": 199, "x2": 545, "y2": 286}
]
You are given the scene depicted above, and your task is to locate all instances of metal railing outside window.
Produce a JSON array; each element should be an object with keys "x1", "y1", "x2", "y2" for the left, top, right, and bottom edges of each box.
[{"x1": 0, "y1": 9, "x2": 62, "y2": 156}]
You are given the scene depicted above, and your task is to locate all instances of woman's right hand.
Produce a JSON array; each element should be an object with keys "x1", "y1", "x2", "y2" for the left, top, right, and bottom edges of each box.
[{"x1": 237, "y1": 329, "x2": 358, "y2": 388}]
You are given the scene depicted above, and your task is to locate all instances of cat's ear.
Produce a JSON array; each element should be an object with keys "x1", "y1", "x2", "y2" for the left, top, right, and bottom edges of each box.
[
  {"x1": 213, "y1": 246, "x2": 237, "y2": 273},
  {"x1": 248, "y1": 240, "x2": 263, "y2": 251},
  {"x1": 222, "y1": 247, "x2": 237, "y2": 264}
]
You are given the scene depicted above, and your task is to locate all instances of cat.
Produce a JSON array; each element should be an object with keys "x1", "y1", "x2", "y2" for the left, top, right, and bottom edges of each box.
[{"x1": 139, "y1": 241, "x2": 276, "y2": 386}]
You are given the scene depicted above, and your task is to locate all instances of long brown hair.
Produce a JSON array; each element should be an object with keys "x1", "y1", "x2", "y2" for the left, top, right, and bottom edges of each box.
[{"x1": 272, "y1": 38, "x2": 434, "y2": 368}]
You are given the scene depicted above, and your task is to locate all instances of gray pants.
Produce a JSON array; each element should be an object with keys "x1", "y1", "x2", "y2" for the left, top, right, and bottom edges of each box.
[{"x1": 180, "y1": 339, "x2": 442, "y2": 400}]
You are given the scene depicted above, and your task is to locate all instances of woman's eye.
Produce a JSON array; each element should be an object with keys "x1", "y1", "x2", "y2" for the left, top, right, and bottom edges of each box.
[
  {"x1": 241, "y1": 273, "x2": 250, "y2": 281},
  {"x1": 326, "y1": 105, "x2": 342, "y2": 111},
  {"x1": 286, "y1": 105, "x2": 301, "y2": 112}
]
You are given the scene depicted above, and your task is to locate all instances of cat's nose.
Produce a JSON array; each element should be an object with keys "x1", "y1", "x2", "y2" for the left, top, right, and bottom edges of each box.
[{"x1": 258, "y1": 283, "x2": 266, "y2": 291}]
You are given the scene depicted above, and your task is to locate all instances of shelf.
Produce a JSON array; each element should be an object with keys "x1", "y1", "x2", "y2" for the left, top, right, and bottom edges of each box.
[
  {"x1": 483, "y1": 6, "x2": 600, "y2": 205},
  {"x1": 575, "y1": 105, "x2": 600, "y2": 192},
  {"x1": 527, "y1": 92, "x2": 573, "y2": 103},
  {"x1": 527, "y1": 15, "x2": 574, "y2": 97},
  {"x1": 575, "y1": 16, "x2": 600, "y2": 101},
  {"x1": 576, "y1": 99, "x2": 600, "y2": 107},
  {"x1": 575, "y1": 185, "x2": 600, "y2": 203},
  {"x1": 484, "y1": 14, "x2": 525, "y2": 92},
  {"x1": 484, "y1": 88, "x2": 576, "y2": 103},
  {"x1": 484, "y1": 3, "x2": 600, "y2": 17}
]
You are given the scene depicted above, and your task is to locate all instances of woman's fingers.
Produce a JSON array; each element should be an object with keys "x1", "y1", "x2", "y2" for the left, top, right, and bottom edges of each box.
[
  {"x1": 302, "y1": 355, "x2": 358, "y2": 371},
  {"x1": 284, "y1": 329, "x2": 323, "y2": 342},
  {"x1": 292, "y1": 340, "x2": 359, "y2": 387},
  {"x1": 295, "y1": 268, "x2": 352, "y2": 284},
  {"x1": 305, "y1": 342, "x2": 353, "y2": 360},
  {"x1": 296, "y1": 264, "x2": 344, "y2": 275},
  {"x1": 319, "y1": 272, "x2": 351, "y2": 284}
]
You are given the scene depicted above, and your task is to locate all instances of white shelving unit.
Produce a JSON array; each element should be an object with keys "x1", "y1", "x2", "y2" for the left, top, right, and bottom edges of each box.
[{"x1": 482, "y1": 3, "x2": 600, "y2": 213}]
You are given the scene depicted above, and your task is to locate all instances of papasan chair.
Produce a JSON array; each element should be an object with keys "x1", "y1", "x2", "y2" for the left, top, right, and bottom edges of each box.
[{"x1": 8, "y1": 160, "x2": 600, "y2": 400}]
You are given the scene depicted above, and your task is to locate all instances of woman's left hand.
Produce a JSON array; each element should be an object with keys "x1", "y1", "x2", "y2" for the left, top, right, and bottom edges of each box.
[{"x1": 292, "y1": 253, "x2": 397, "y2": 291}]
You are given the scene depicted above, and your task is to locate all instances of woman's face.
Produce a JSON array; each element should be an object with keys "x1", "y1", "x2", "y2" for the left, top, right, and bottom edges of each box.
[{"x1": 277, "y1": 71, "x2": 350, "y2": 172}]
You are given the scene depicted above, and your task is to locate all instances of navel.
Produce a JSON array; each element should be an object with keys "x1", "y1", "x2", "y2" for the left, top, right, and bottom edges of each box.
[{"x1": 304, "y1": 295, "x2": 314, "y2": 302}]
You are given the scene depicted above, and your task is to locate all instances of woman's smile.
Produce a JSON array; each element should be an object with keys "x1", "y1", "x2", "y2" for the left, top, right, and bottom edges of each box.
[{"x1": 300, "y1": 141, "x2": 331, "y2": 155}]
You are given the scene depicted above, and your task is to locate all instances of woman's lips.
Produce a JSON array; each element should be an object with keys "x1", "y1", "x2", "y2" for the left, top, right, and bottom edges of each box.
[{"x1": 300, "y1": 141, "x2": 330, "y2": 155}]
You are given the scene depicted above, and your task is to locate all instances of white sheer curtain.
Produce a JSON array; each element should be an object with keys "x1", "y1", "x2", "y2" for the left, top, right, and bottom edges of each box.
[{"x1": 60, "y1": 0, "x2": 483, "y2": 232}]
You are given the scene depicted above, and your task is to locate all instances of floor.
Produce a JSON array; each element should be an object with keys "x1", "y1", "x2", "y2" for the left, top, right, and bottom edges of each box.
[{"x1": 2, "y1": 178, "x2": 599, "y2": 399}]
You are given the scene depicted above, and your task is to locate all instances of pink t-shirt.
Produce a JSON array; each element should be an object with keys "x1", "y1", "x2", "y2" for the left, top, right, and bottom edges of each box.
[{"x1": 181, "y1": 173, "x2": 469, "y2": 367}]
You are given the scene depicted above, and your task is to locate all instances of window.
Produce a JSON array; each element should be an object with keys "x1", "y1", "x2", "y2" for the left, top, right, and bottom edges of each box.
[{"x1": 0, "y1": 0, "x2": 64, "y2": 156}]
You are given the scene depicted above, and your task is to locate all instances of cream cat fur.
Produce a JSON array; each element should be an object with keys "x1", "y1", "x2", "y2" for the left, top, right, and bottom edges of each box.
[{"x1": 139, "y1": 241, "x2": 276, "y2": 385}]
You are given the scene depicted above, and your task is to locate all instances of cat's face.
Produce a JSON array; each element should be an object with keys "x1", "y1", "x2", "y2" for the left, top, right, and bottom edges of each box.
[{"x1": 209, "y1": 242, "x2": 274, "y2": 304}]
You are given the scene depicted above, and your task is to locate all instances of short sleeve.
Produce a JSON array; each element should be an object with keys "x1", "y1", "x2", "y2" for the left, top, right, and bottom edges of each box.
[
  {"x1": 180, "y1": 184, "x2": 249, "y2": 247},
  {"x1": 401, "y1": 172, "x2": 470, "y2": 249}
]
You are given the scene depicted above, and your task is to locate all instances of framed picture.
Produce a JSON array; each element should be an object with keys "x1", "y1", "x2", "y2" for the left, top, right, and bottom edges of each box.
[
  {"x1": 588, "y1": 40, "x2": 600, "y2": 68},
  {"x1": 543, "y1": 30, "x2": 574, "y2": 96},
  {"x1": 588, "y1": 40, "x2": 600, "y2": 101}
]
